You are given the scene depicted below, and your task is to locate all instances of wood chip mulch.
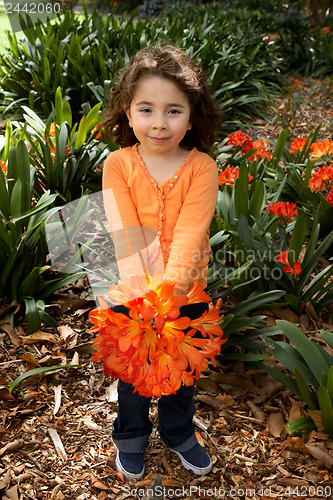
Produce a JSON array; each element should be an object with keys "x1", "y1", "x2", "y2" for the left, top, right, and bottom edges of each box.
[{"x1": 1, "y1": 280, "x2": 333, "y2": 500}]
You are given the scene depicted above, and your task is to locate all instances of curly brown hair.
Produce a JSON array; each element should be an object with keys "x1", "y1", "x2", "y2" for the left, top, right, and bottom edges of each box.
[{"x1": 100, "y1": 42, "x2": 223, "y2": 154}]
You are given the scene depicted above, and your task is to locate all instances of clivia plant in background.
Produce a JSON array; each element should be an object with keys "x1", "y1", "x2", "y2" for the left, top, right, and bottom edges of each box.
[
  {"x1": 0, "y1": 87, "x2": 112, "y2": 333},
  {"x1": 9, "y1": 87, "x2": 110, "y2": 203},
  {"x1": 0, "y1": 136, "x2": 84, "y2": 334},
  {"x1": 280, "y1": 127, "x2": 333, "y2": 234},
  {"x1": 211, "y1": 127, "x2": 333, "y2": 317},
  {"x1": 90, "y1": 272, "x2": 226, "y2": 398},
  {"x1": 257, "y1": 320, "x2": 333, "y2": 438}
]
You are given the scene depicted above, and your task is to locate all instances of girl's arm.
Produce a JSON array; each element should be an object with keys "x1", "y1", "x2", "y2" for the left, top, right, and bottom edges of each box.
[
  {"x1": 102, "y1": 152, "x2": 150, "y2": 282},
  {"x1": 164, "y1": 158, "x2": 218, "y2": 294}
]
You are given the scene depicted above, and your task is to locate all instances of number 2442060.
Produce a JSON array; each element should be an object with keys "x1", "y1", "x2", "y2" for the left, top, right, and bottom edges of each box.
[{"x1": 5, "y1": 3, "x2": 61, "y2": 14}]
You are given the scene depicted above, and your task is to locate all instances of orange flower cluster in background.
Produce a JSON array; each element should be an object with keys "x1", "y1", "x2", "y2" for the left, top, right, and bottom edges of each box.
[
  {"x1": 276, "y1": 251, "x2": 302, "y2": 277},
  {"x1": 289, "y1": 137, "x2": 333, "y2": 161},
  {"x1": 0, "y1": 160, "x2": 7, "y2": 174},
  {"x1": 289, "y1": 137, "x2": 333, "y2": 206},
  {"x1": 289, "y1": 137, "x2": 308, "y2": 154},
  {"x1": 308, "y1": 164, "x2": 333, "y2": 206},
  {"x1": 267, "y1": 201, "x2": 298, "y2": 226},
  {"x1": 218, "y1": 166, "x2": 239, "y2": 186},
  {"x1": 91, "y1": 126, "x2": 103, "y2": 140},
  {"x1": 227, "y1": 130, "x2": 272, "y2": 161},
  {"x1": 325, "y1": 190, "x2": 333, "y2": 206},
  {"x1": 249, "y1": 139, "x2": 272, "y2": 162},
  {"x1": 310, "y1": 140, "x2": 333, "y2": 161},
  {"x1": 218, "y1": 165, "x2": 253, "y2": 186},
  {"x1": 89, "y1": 273, "x2": 226, "y2": 397},
  {"x1": 227, "y1": 130, "x2": 252, "y2": 150},
  {"x1": 48, "y1": 122, "x2": 56, "y2": 137},
  {"x1": 50, "y1": 146, "x2": 71, "y2": 162}
]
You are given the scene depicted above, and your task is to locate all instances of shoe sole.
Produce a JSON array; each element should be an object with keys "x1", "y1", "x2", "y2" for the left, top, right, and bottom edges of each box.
[
  {"x1": 115, "y1": 451, "x2": 145, "y2": 481},
  {"x1": 171, "y1": 449, "x2": 213, "y2": 475}
]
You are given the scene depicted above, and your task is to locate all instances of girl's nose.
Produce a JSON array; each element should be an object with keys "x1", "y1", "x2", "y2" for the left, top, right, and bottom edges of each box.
[{"x1": 152, "y1": 113, "x2": 167, "y2": 129}]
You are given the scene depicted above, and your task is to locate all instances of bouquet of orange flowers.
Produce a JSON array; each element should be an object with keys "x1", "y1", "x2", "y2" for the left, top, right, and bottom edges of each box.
[{"x1": 89, "y1": 273, "x2": 226, "y2": 397}]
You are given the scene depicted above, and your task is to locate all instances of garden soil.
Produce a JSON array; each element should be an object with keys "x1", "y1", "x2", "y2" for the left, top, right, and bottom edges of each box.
[{"x1": 0, "y1": 77, "x2": 333, "y2": 500}]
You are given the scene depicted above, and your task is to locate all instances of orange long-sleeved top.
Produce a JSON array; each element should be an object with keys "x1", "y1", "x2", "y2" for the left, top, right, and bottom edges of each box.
[{"x1": 102, "y1": 143, "x2": 218, "y2": 294}]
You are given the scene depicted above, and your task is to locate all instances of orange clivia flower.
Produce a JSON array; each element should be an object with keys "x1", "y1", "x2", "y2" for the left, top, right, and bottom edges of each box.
[
  {"x1": 267, "y1": 201, "x2": 298, "y2": 225},
  {"x1": 322, "y1": 26, "x2": 330, "y2": 34},
  {"x1": 90, "y1": 273, "x2": 226, "y2": 397},
  {"x1": 218, "y1": 166, "x2": 253, "y2": 186},
  {"x1": 0, "y1": 160, "x2": 7, "y2": 174},
  {"x1": 276, "y1": 250, "x2": 290, "y2": 267},
  {"x1": 308, "y1": 165, "x2": 333, "y2": 193},
  {"x1": 50, "y1": 145, "x2": 71, "y2": 163},
  {"x1": 49, "y1": 122, "x2": 56, "y2": 137},
  {"x1": 91, "y1": 126, "x2": 103, "y2": 140},
  {"x1": 249, "y1": 139, "x2": 272, "y2": 162},
  {"x1": 227, "y1": 130, "x2": 252, "y2": 150},
  {"x1": 325, "y1": 189, "x2": 333, "y2": 207},
  {"x1": 275, "y1": 251, "x2": 302, "y2": 277},
  {"x1": 289, "y1": 137, "x2": 307, "y2": 154},
  {"x1": 292, "y1": 261, "x2": 303, "y2": 275},
  {"x1": 310, "y1": 140, "x2": 333, "y2": 161},
  {"x1": 218, "y1": 166, "x2": 239, "y2": 186}
]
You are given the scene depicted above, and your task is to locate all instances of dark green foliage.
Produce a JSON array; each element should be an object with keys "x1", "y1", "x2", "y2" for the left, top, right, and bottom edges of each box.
[
  {"x1": 1, "y1": 2, "x2": 331, "y2": 131},
  {"x1": 163, "y1": 2, "x2": 333, "y2": 78},
  {"x1": 0, "y1": 6, "x2": 284, "y2": 131}
]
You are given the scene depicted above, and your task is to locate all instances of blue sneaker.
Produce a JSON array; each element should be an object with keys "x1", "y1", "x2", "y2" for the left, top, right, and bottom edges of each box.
[
  {"x1": 170, "y1": 443, "x2": 213, "y2": 475},
  {"x1": 116, "y1": 450, "x2": 145, "y2": 481}
]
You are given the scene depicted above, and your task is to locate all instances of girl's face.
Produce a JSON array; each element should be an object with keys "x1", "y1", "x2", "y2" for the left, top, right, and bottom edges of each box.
[{"x1": 125, "y1": 75, "x2": 192, "y2": 157}]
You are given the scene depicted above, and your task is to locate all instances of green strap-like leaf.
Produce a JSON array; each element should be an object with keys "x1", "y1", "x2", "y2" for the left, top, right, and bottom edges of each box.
[
  {"x1": 209, "y1": 231, "x2": 229, "y2": 246},
  {"x1": 327, "y1": 366, "x2": 333, "y2": 405},
  {"x1": 230, "y1": 290, "x2": 285, "y2": 316},
  {"x1": 321, "y1": 330, "x2": 333, "y2": 350},
  {"x1": 74, "y1": 115, "x2": 87, "y2": 151},
  {"x1": 216, "y1": 189, "x2": 231, "y2": 223},
  {"x1": 234, "y1": 162, "x2": 249, "y2": 220},
  {"x1": 0, "y1": 165, "x2": 10, "y2": 220},
  {"x1": 284, "y1": 417, "x2": 317, "y2": 436},
  {"x1": 294, "y1": 368, "x2": 318, "y2": 410},
  {"x1": 300, "y1": 230, "x2": 333, "y2": 289},
  {"x1": 288, "y1": 215, "x2": 307, "y2": 264},
  {"x1": 272, "y1": 128, "x2": 287, "y2": 165},
  {"x1": 24, "y1": 297, "x2": 41, "y2": 335},
  {"x1": 55, "y1": 87, "x2": 63, "y2": 125},
  {"x1": 263, "y1": 337, "x2": 318, "y2": 388},
  {"x1": 249, "y1": 180, "x2": 265, "y2": 220},
  {"x1": 317, "y1": 386, "x2": 333, "y2": 437},
  {"x1": 19, "y1": 268, "x2": 40, "y2": 301},
  {"x1": 63, "y1": 101, "x2": 73, "y2": 129},
  {"x1": 277, "y1": 320, "x2": 329, "y2": 384},
  {"x1": 3, "y1": 120, "x2": 13, "y2": 163},
  {"x1": 255, "y1": 362, "x2": 301, "y2": 399},
  {"x1": 302, "y1": 265, "x2": 333, "y2": 303},
  {"x1": 9, "y1": 365, "x2": 80, "y2": 394},
  {"x1": 237, "y1": 214, "x2": 253, "y2": 250}
]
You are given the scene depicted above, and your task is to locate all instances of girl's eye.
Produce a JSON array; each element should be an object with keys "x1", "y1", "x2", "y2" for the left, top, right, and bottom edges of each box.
[
  {"x1": 140, "y1": 108, "x2": 152, "y2": 113},
  {"x1": 169, "y1": 109, "x2": 180, "y2": 114}
]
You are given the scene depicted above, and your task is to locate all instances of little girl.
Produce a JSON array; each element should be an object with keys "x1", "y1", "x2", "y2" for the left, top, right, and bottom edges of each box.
[{"x1": 100, "y1": 42, "x2": 222, "y2": 481}]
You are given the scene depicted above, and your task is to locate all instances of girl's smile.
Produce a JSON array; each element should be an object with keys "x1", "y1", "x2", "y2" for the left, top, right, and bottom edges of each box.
[{"x1": 125, "y1": 75, "x2": 192, "y2": 159}]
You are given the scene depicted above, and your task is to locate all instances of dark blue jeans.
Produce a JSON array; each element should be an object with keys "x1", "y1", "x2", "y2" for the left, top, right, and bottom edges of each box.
[{"x1": 111, "y1": 299, "x2": 209, "y2": 453}]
